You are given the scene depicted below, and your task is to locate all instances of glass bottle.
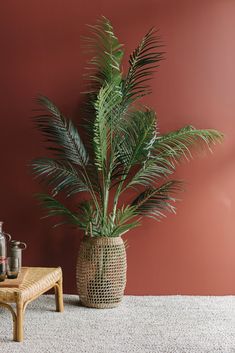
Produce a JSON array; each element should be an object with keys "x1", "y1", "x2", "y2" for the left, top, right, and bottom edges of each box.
[{"x1": 0, "y1": 222, "x2": 11, "y2": 281}]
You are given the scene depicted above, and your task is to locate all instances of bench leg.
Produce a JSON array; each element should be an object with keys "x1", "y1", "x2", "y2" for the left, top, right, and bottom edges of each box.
[
  {"x1": 16, "y1": 301, "x2": 24, "y2": 342},
  {"x1": 0, "y1": 302, "x2": 17, "y2": 341},
  {"x1": 55, "y1": 277, "x2": 64, "y2": 312}
]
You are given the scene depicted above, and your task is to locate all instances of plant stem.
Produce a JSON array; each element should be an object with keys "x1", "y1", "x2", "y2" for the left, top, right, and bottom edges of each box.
[
  {"x1": 103, "y1": 171, "x2": 111, "y2": 228},
  {"x1": 112, "y1": 180, "x2": 124, "y2": 222},
  {"x1": 82, "y1": 166, "x2": 101, "y2": 214}
]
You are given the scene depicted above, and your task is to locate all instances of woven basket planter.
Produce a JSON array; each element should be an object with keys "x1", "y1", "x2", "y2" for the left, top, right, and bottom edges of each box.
[{"x1": 76, "y1": 236, "x2": 127, "y2": 309}]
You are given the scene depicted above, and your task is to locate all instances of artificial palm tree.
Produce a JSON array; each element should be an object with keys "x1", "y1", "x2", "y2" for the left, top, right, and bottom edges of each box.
[{"x1": 32, "y1": 17, "x2": 223, "y2": 308}]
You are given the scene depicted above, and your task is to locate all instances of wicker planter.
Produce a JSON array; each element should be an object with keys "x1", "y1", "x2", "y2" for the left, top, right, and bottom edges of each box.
[{"x1": 76, "y1": 236, "x2": 127, "y2": 308}]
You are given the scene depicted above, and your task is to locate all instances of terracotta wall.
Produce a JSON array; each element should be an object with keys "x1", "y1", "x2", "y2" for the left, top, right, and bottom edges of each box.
[{"x1": 0, "y1": 0, "x2": 234, "y2": 294}]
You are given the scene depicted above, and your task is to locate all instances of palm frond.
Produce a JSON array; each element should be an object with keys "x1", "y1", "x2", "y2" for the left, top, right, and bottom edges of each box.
[
  {"x1": 76, "y1": 203, "x2": 139, "y2": 237},
  {"x1": 84, "y1": 16, "x2": 124, "y2": 92},
  {"x1": 126, "y1": 157, "x2": 173, "y2": 190},
  {"x1": 131, "y1": 180, "x2": 183, "y2": 220},
  {"x1": 35, "y1": 96, "x2": 89, "y2": 167},
  {"x1": 76, "y1": 201, "x2": 101, "y2": 236},
  {"x1": 122, "y1": 28, "x2": 164, "y2": 104},
  {"x1": 154, "y1": 125, "x2": 224, "y2": 164},
  {"x1": 93, "y1": 82, "x2": 122, "y2": 171},
  {"x1": 37, "y1": 193, "x2": 81, "y2": 227},
  {"x1": 113, "y1": 108, "x2": 157, "y2": 179},
  {"x1": 31, "y1": 158, "x2": 89, "y2": 197},
  {"x1": 109, "y1": 205, "x2": 140, "y2": 237}
]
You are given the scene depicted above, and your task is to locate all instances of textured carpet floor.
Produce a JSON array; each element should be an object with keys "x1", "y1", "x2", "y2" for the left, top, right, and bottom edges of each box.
[{"x1": 0, "y1": 295, "x2": 234, "y2": 353}]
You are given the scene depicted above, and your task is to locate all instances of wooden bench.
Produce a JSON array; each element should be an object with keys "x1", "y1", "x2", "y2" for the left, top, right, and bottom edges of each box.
[{"x1": 0, "y1": 267, "x2": 64, "y2": 342}]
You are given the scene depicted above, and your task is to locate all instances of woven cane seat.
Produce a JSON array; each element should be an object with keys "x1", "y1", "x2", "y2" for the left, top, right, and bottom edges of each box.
[{"x1": 0, "y1": 267, "x2": 62, "y2": 303}]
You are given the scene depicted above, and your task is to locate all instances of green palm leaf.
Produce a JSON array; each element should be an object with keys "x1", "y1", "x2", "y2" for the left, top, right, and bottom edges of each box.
[
  {"x1": 37, "y1": 194, "x2": 81, "y2": 227},
  {"x1": 122, "y1": 28, "x2": 164, "y2": 104},
  {"x1": 34, "y1": 96, "x2": 101, "y2": 208},
  {"x1": 126, "y1": 126, "x2": 223, "y2": 190},
  {"x1": 154, "y1": 125, "x2": 223, "y2": 164},
  {"x1": 35, "y1": 96, "x2": 89, "y2": 167},
  {"x1": 126, "y1": 157, "x2": 173, "y2": 190},
  {"x1": 110, "y1": 108, "x2": 157, "y2": 189},
  {"x1": 76, "y1": 201, "x2": 101, "y2": 236},
  {"x1": 32, "y1": 158, "x2": 89, "y2": 197},
  {"x1": 109, "y1": 205, "x2": 140, "y2": 237},
  {"x1": 131, "y1": 180, "x2": 183, "y2": 220},
  {"x1": 116, "y1": 108, "x2": 157, "y2": 167},
  {"x1": 84, "y1": 16, "x2": 124, "y2": 91},
  {"x1": 93, "y1": 82, "x2": 122, "y2": 172}
]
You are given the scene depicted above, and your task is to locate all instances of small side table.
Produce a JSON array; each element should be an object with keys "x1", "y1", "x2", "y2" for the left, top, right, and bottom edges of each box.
[{"x1": 0, "y1": 267, "x2": 64, "y2": 342}]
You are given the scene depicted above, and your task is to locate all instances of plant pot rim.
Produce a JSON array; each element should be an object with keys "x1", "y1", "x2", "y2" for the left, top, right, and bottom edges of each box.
[{"x1": 82, "y1": 235, "x2": 124, "y2": 245}]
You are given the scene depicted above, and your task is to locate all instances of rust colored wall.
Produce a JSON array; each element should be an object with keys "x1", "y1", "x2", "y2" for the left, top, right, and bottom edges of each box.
[{"x1": 0, "y1": 0, "x2": 234, "y2": 294}]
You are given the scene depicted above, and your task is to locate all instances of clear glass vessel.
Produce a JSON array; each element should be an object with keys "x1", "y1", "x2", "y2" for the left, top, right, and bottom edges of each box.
[
  {"x1": 7, "y1": 257, "x2": 19, "y2": 279},
  {"x1": 0, "y1": 222, "x2": 11, "y2": 281}
]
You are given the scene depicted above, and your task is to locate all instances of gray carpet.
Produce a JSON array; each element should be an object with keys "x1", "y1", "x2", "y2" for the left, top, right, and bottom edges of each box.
[{"x1": 0, "y1": 295, "x2": 234, "y2": 353}]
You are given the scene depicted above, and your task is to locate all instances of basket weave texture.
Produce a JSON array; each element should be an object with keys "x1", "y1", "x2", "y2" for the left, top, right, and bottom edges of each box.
[
  {"x1": 76, "y1": 236, "x2": 127, "y2": 308},
  {"x1": 0, "y1": 267, "x2": 62, "y2": 302}
]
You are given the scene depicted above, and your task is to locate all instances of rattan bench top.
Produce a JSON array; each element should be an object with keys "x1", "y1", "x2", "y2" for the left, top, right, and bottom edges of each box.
[{"x1": 0, "y1": 267, "x2": 62, "y2": 303}]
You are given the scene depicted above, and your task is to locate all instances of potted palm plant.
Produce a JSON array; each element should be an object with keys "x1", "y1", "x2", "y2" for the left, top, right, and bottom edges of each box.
[{"x1": 31, "y1": 17, "x2": 223, "y2": 308}]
